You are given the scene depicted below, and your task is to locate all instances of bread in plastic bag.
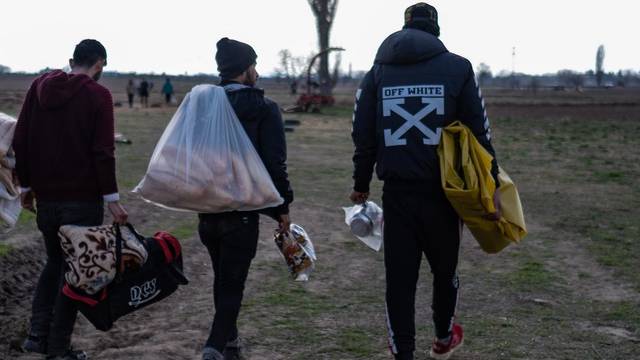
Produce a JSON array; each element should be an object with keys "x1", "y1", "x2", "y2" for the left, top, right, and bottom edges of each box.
[
  {"x1": 343, "y1": 201, "x2": 383, "y2": 251},
  {"x1": 274, "y1": 224, "x2": 316, "y2": 281},
  {"x1": 133, "y1": 85, "x2": 284, "y2": 213}
]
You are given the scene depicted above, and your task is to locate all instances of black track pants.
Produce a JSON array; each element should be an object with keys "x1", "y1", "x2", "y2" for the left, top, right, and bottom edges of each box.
[
  {"x1": 382, "y1": 187, "x2": 461, "y2": 354},
  {"x1": 198, "y1": 211, "x2": 259, "y2": 352}
]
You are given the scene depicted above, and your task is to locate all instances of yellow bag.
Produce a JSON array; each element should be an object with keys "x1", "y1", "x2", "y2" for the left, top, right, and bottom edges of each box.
[{"x1": 438, "y1": 121, "x2": 527, "y2": 253}]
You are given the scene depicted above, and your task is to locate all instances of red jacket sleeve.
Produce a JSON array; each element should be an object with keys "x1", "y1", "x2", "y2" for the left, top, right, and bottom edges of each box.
[
  {"x1": 13, "y1": 82, "x2": 36, "y2": 189},
  {"x1": 92, "y1": 87, "x2": 118, "y2": 196}
]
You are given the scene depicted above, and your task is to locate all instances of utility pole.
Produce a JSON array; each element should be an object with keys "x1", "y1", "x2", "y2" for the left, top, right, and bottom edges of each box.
[{"x1": 511, "y1": 46, "x2": 517, "y2": 89}]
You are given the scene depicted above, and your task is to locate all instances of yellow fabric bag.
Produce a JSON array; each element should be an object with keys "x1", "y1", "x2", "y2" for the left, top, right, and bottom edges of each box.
[{"x1": 438, "y1": 121, "x2": 527, "y2": 253}]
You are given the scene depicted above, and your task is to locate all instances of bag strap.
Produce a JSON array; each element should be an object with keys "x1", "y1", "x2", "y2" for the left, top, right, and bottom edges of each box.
[{"x1": 113, "y1": 223, "x2": 124, "y2": 279}]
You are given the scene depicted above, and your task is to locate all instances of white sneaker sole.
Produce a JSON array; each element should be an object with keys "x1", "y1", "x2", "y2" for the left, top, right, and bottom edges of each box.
[{"x1": 428, "y1": 338, "x2": 464, "y2": 360}]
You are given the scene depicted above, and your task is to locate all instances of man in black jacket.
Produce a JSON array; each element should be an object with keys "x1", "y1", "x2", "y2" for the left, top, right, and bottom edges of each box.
[
  {"x1": 199, "y1": 37, "x2": 294, "y2": 360},
  {"x1": 350, "y1": 4, "x2": 501, "y2": 360}
]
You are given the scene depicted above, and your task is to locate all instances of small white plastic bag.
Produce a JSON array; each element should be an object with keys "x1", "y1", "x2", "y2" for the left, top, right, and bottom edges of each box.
[
  {"x1": 133, "y1": 85, "x2": 284, "y2": 213},
  {"x1": 343, "y1": 201, "x2": 383, "y2": 251},
  {"x1": 274, "y1": 224, "x2": 316, "y2": 281}
]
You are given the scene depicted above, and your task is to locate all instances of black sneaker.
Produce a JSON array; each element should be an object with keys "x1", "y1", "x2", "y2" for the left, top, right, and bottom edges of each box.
[
  {"x1": 21, "y1": 334, "x2": 47, "y2": 354},
  {"x1": 46, "y1": 348, "x2": 88, "y2": 360}
]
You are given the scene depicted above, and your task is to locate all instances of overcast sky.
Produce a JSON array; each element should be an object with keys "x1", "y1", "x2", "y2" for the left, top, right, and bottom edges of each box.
[{"x1": 1, "y1": 0, "x2": 638, "y2": 76}]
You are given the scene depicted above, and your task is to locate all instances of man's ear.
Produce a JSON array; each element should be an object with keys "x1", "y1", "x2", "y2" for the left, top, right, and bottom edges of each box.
[{"x1": 68, "y1": 59, "x2": 75, "y2": 68}]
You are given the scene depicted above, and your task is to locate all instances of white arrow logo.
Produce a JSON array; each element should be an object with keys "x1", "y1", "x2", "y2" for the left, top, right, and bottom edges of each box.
[{"x1": 383, "y1": 97, "x2": 444, "y2": 147}]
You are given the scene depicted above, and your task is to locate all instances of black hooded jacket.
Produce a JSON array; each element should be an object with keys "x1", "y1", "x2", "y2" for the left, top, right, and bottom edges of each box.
[
  {"x1": 221, "y1": 81, "x2": 293, "y2": 217},
  {"x1": 352, "y1": 29, "x2": 499, "y2": 192}
]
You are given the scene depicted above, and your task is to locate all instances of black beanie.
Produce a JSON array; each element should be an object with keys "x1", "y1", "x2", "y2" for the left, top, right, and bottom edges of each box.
[
  {"x1": 215, "y1": 37, "x2": 258, "y2": 79},
  {"x1": 403, "y1": 2, "x2": 440, "y2": 37}
]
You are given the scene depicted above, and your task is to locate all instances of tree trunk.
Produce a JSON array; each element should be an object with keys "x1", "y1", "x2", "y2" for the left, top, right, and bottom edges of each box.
[
  {"x1": 308, "y1": 0, "x2": 338, "y2": 96},
  {"x1": 317, "y1": 22, "x2": 332, "y2": 96}
]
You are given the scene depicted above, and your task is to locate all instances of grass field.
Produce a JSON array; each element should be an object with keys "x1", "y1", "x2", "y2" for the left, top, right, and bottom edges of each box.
[{"x1": 1, "y1": 74, "x2": 639, "y2": 359}]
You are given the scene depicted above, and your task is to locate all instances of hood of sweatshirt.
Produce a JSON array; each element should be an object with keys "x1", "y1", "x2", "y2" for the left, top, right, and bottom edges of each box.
[
  {"x1": 374, "y1": 28, "x2": 448, "y2": 65},
  {"x1": 36, "y1": 70, "x2": 93, "y2": 109}
]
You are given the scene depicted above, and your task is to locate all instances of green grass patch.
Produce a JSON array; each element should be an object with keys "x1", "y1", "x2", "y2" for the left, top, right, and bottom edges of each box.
[
  {"x1": 336, "y1": 327, "x2": 378, "y2": 358},
  {"x1": 0, "y1": 243, "x2": 12, "y2": 257},
  {"x1": 167, "y1": 221, "x2": 197, "y2": 240},
  {"x1": 313, "y1": 105, "x2": 354, "y2": 118},
  {"x1": 507, "y1": 260, "x2": 555, "y2": 290},
  {"x1": 605, "y1": 302, "x2": 640, "y2": 328},
  {"x1": 17, "y1": 210, "x2": 36, "y2": 225}
]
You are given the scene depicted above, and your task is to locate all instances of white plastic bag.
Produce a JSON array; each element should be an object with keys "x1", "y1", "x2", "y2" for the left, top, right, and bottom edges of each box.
[
  {"x1": 274, "y1": 224, "x2": 316, "y2": 281},
  {"x1": 133, "y1": 85, "x2": 284, "y2": 212},
  {"x1": 343, "y1": 201, "x2": 384, "y2": 251},
  {"x1": 0, "y1": 112, "x2": 17, "y2": 159},
  {"x1": 0, "y1": 183, "x2": 21, "y2": 228}
]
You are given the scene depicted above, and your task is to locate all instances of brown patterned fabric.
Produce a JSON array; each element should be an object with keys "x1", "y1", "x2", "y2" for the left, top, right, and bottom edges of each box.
[{"x1": 59, "y1": 224, "x2": 148, "y2": 294}]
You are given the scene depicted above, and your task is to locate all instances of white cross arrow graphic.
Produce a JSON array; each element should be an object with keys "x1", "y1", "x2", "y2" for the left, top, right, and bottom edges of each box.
[{"x1": 383, "y1": 97, "x2": 444, "y2": 146}]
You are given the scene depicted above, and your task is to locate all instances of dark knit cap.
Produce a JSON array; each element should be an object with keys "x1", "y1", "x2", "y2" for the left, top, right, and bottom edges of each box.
[
  {"x1": 403, "y1": 3, "x2": 440, "y2": 37},
  {"x1": 215, "y1": 37, "x2": 258, "y2": 79}
]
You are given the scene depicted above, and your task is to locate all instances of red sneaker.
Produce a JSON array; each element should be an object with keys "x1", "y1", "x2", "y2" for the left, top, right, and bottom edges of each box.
[{"x1": 429, "y1": 323, "x2": 464, "y2": 359}]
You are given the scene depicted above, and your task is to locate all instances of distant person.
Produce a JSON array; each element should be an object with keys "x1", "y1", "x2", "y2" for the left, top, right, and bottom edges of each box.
[
  {"x1": 290, "y1": 79, "x2": 298, "y2": 95},
  {"x1": 13, "y1": 39, "x2": 128, "y2": 360},
  {"x1": 198, "y1": 37, "x2": 294, "y2": 360},
  {"x1": 126, "y1": 78, "x2": 136, "y2": 108},
  {"x1": 161, "y1": 77, "x2": 174, "y2": 104},
  {"x1": 350, "y1": 3, "x2": 501, "y2": 360},
  {"x1": 138, "y1": 78, "x2": 149, "y2": 107}
]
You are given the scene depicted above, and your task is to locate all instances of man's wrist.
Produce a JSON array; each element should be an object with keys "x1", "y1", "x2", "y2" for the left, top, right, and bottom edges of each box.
[
  {"x1": 353, "y1": 180, "x2": 370, "y2": 193},
  {"x1": 103, "y1": 193, "x2": 120, "y2": 202}
]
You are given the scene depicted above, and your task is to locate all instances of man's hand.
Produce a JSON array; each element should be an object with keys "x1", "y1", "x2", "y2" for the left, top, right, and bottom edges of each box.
[
  {"x1": 278, "y1": 214, "x2": 291, "y2": 235},
  {"x1": 107, "y1": 201, "x2": 128, "y2": 225},
  {"x1": 350, "y1": 191, "x2": 369, "y2": 204},
  {"x1": 485, "y1": 190, "x2": 502, "y2": 221},
  {"x1": 20, "y1": 190, "x2": 36, "y2": 213}
]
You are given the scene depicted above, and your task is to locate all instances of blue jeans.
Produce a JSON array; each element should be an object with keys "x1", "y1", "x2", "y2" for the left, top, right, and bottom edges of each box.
[{"x1": 30, "y1": 200, "x2": 103, "y2": 355}]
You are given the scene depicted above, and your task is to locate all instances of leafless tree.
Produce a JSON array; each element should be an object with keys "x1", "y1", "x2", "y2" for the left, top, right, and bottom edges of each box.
[
  {"x1": 476, "y1": 63, "x2": 492, "y2": 87},
  {"x1": 557, "y1": 70, "x2": 584, "y2": 91},
  {"x1": 596, "y1": 45, "x2": 605, "y2": 87},
  {"x1": 529, "y1": 76, "x2": 540, "y2": 94},
  {"x1": 307, "y1": 0, "x2": 339, "y2": 96},
  {"x1": 277, "y1": 49, "x2": 308, "y2": 80}
]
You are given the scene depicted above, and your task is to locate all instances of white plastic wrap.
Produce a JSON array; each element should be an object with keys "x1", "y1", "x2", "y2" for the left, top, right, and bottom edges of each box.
[
  {"x1": 343, "y1": 201, "x2": 384, "y2": 251},
  {"x1": 274, "y1": 224, "x2": 316, "y2": 281},
  {"x1": 0, "y1": 112, "x2": 16, "y2": 159},
  {"x1": 0, "y1": 112, "x2": 20, "y2": 228},
  {"x1": 133, "y1": 85, "x2": 284, "y2": 213},
  {"x1": 0, "y1": 183, "x2": 21, "y2": 228}
]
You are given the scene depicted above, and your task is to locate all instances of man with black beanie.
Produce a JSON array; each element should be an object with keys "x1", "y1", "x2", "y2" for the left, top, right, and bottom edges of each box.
[
  {"x1": 350, "y1": 3, "x2": 501, "y2": 360},
  {"x1": 199, "y1": 37, "x2": 293, "y2": 360}
]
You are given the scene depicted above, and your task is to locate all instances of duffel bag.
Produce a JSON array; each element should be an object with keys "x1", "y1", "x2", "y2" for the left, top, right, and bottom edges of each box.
[{"x1": 63, "y1": 224, "x2": 189, "y2": 331}]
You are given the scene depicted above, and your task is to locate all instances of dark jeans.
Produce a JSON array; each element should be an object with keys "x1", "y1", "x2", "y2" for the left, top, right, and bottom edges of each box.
[
  {"x1": 127, "y1": 93, "x2": 134, "y2": 108},
  {"x1": 31, "y1": 201, "x2": 103, "y2": 355},
  {"x1": 198, "y1": 211, "x2": 259, "y2": 352},
  {"x1": 382, "y1": 187, "x2": 461, "y2": 354}
]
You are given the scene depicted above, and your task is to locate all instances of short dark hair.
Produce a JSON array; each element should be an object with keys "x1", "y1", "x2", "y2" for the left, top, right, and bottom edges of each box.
[{"x1": 73, "y1": 39, "x2": 107, "y2": 67}]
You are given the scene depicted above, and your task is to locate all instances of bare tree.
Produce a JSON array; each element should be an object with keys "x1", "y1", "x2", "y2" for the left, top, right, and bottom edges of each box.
[
  {"x1": 276, "y1": 49, "x2": 308, "y2": 80},
  {"x1": 476, "y1": 63, "x2": 492, "y2": 87},
  {"x1": 307, "y1": 0, "x2": 339, "y2": 96},
  {"x1": 557, "y1": 70, "x2": 584, "y2": 91},
  {"x1": 529, "y1": 76, "x2": 540, "y2": 94},
  {"x1": 596, "y1": 45, "x2": 605, "y2": 87}
]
